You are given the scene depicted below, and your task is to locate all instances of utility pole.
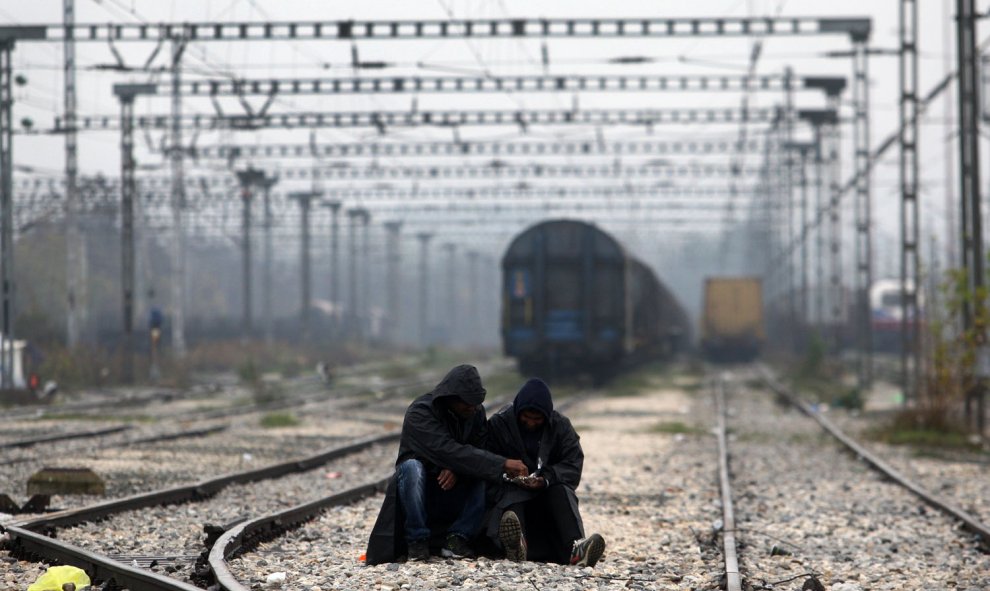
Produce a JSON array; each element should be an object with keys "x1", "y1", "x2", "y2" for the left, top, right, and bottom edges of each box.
[
  {"x1": 290, "y1": 190, "x2": 319, "y2": 333},
  {"x1": 113, "y1": 83, "x2": 155, "y2": 384},
  {"x1": 416, "y1": 232, "x2": 434, "y2": 347},
  {"x1": 957, "y1": 0, "x2": 986, "y2": 434},
  {"x1": 262, "y1": 175, "x2": 278, "y2": 345},
  {"x1": 322, "y1": 200, "x2": 342, "y2": 331},
  {"x1": 384, "y1": 221, "x2": 403, "y2": 345},
  {"x1": 63, "y1": 0, "x2": 81, "y2": 348},
  {"x1": 236, "y1": 167, "x2": 264, "y2": 338}
]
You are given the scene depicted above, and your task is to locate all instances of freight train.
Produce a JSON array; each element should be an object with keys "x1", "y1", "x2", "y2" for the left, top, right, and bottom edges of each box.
[{"x1": 500, "y1": 220, "x2": 690, "y2": 378}]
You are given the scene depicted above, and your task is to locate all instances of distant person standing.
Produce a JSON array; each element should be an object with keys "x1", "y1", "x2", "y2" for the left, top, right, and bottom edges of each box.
[
  {"x1": 365, "y1": 364, "x2": 528, "y2": 564},
  {"x1": 484, "y1": 378, "x2": 605, "y2": 567}
]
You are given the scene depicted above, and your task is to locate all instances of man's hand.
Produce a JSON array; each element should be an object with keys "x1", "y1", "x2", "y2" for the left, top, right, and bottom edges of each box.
[
  {"x1": 437, "y1": 468, "x2": 457, "y2": 491},
  {"x1": 503, "y1": 459, "x2": 528, "y2": 478},
  {"x1": 519, "y1": 476, "x2": 547, "y2": 490}
]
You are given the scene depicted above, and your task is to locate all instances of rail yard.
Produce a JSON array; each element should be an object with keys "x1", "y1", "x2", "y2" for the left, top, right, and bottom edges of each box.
[{"x1": 2, "y1": 2, "x2": 990, "y2": 591}]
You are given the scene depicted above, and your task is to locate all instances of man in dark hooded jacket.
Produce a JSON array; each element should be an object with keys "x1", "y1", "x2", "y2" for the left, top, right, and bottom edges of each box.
[
  {"x1": 366, "y1": 364, "x2": 528, "y2": 564},
  {"x1": 484, "y1": 378, "x2": 606, "y2": 567}
]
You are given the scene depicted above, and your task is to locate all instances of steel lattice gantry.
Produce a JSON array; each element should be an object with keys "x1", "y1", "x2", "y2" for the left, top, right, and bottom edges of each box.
[
  {"x1": 134, "y1": 73, "x2": 843, "y2": 97},
  {"x1": 188, "y1": 138, "x2": 766, "y2": 160},
  {"x1": 2, "y1": 14, "x2": 873, "y2": 355},
  {"x1": 5, "y1": 16, "x2": 870, "y2": 42},
  {"x1": 51, "y1": 107, "x2": 785, "y2": 133}
]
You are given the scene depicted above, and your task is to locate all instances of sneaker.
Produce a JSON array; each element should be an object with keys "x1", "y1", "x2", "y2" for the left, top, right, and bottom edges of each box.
[
  {"x1": 407, "y1": 539, "x2": 429, "y2": 562},
  {"x1": 498, "y1": 510, "x2": 527, "y2": 562},
  {"x1": 569, "y1": 533, "x2": 606, "y2": 567},
  {"x1": 441, "y1": 534, "x2": 476, "y2": 559}
]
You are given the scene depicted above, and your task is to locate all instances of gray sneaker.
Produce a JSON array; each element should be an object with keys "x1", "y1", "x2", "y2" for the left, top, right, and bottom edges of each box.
[
  {"x1": 569, "y1": 533, "x2": 605, "y2": 567},
  {"x1": 498, "y1": 510, "x2": 527, "y2": 562}
]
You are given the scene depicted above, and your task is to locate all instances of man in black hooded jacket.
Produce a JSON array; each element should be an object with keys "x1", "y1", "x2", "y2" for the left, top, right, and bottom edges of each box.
[
  {"x1": 484, "y1": 378, "x2": 606, "y2": 567},
  {"x1": 366, "y1": 364, "x2": 528, "y2": 564}
]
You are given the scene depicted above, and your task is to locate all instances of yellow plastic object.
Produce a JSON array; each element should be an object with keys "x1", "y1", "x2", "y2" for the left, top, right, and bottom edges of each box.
[{"x1": 27, "y1": 565, "x2": 91, "y2": 591}]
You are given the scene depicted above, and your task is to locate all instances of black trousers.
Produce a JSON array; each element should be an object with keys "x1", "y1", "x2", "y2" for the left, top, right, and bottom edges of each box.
[{"x1": 506, "y1": 484, "x2": 583, "y2": 564}]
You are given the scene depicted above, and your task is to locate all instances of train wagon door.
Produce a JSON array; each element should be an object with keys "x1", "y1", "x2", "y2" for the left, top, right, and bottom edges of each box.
[{"x1": 542, "y1": 224, "x2": 585, "y2": 343}]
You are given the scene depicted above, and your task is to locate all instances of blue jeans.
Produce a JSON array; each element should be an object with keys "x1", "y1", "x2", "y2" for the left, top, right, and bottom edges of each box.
[{"x1": 396, "y1": 459, "x2": 485, "y2": 543}]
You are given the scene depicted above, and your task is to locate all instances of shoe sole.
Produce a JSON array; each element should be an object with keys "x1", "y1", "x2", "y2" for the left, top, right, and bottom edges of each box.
[
  {"x1": 440, "y1": 548, "x2": 475, "y2": 559},
  {"x1": 576, "y1": 534, "x2": 606, "y2": 567},
  {"x1": 498, "y1": 511, "x2": 525, "y2": 562}
]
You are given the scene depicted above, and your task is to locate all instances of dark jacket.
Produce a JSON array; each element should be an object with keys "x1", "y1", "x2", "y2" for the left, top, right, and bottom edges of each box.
[
  {"x1": 365, "y1": 365, "x2": 507, "y2": 565},
  {"x1": 483, "y1": 385, "x2": 584, "y2": 542}
]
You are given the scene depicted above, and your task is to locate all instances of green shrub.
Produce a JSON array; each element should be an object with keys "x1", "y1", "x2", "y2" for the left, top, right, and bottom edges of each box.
[{"x1": 260, "y1": 412, "x2": 299, "y2": 428}]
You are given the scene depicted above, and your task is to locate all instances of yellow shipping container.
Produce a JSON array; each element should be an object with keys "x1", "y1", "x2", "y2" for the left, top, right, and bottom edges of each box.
[{"x1": 702, "y1": 277, "x2": 765, "y2": 361}]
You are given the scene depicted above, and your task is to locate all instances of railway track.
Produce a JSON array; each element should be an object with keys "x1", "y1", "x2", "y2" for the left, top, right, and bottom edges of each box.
[
  {"x1": 711, "y1": 366, "x2": 990, "y2": 590},
  {"x1": 7, "y1": 362, "x2": 985, "y2": 590},
  {"x1": 2, "y1": 432, "x2": 400, "y2": 591},
  {"x1": 0, "y1": 359, "x2": 509, "y2": 503}
]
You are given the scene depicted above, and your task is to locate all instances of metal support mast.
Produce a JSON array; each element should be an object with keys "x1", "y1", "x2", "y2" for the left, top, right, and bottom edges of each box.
[
  {"x1": 113, "y1": 84, "x2": 154, "y2": 382},
  {"x1": 360, "y1": 210, "x2": 371, "y2": 341},
  {"x1": 467, "y1": 250, "x2": 479, "y2": 343},
  {"x1": 795, "y1": 144, "x2": 813, "y2": 328},
  {"x1": 0, "y1": 39, "x2": 14, "y2": 388},
  {"x1": 236, "y1": 167, "x2": 263, "y2": 337},
  {"x1": 63, "y1": 0, "x2": 81, "y2": 348},
  {"x1": 852, "y1": 36, "x2": 874, "y2": 390},
  {"x1": 290, "y1": 191, "x2": 318, "y2": 332},
  {"x1": 783, "y1": 68, "x2": 797, "y2": 335},
  {"x1": 346, "y1": 208, "x2": 365, "y2": 340},
  {"x1": 170, "y1": 37, "x2": 187, "y2": 357},
  {"x1": 417, "y1": 232, "x2": 434, "y2": 347},
  {"x1": 323, "y1": 200, "x2": 342, "y2": 332},
  {"x1": 826, "y1": 92, "x2": 843, "y2": 352},
  {"x1": 120, "y1": 94, "x2": 135, "y2": 383},
  {"x1": 262, "y1": 177, "x2": 275, "y2": 344},
  {"x1": 384, "y1": 221, "x2": 403, "y2": 345},
  {"x1": 442, "y1": 243, "x2": 457, "y2": 345},
  {"x1": 900, "y1": 0, "x2": 921, "y2": 402},
  {"x1": 957, "y1": 0, "x2": 986, "y2": 433}
]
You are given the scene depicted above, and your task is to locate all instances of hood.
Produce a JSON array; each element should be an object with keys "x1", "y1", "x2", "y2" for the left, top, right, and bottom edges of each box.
[
  {"x1": 431, "y1": 364, "x2": 487, "y2": 406},
  {"x1": 513, "y1": 378, "x2": 553, "y2": 420}
]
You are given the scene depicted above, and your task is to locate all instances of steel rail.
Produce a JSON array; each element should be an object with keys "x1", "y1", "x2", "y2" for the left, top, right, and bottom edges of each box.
[
  {"x1": 757, "y1": 365, "x2": 990, "y2": 547},
  {"x1": 207, "y1": 392, "x2": 589, "y2": 590},
  {"x1": 6, "y1": 431, "x2": 399, "y2": 531},
  {"x1": 0, "y1": 426, "x2": 228, "y2": 468},
  {"x1": 714, "y1": 376, "x2": 743, "y2": 591},
  {"x1": 209, "y1": 478, "x2": 389, "y2": 591},
  {"x1": 2, "y1": 524, "x2": 204, "y2": 591},
  {"x1": 0, "y1": 424, "x2": 132, "y2": 449}
]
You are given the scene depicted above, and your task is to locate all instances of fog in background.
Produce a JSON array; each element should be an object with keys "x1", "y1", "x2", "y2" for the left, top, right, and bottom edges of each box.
[{"x1": 1, "y1": 1, "x2": 974, "y2": 346}]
